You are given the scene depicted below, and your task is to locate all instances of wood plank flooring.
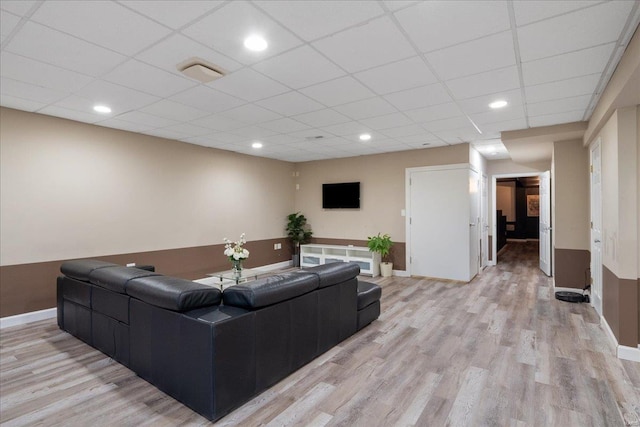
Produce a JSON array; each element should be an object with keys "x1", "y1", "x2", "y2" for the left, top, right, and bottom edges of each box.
[{"x1": 2, "y1": 242, "x2": 639, "y2": 426}]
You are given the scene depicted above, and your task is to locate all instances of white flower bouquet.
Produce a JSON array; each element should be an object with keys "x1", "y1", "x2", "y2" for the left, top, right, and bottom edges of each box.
[{"x1": 223, "y1": 233, "x2": 250, "y2": 262}]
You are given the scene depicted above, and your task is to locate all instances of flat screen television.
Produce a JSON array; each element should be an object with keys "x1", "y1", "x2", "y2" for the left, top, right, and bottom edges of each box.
[{"x1": 322, "y1": 182, "x2": 360, "y2": 209}]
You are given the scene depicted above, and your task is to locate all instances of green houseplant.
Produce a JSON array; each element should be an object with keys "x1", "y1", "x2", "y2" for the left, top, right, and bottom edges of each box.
[
  {"x1": 286, "y1": 212, "x2": 313, "y2": 267},
  {"x1": 367, "y1": 233, "x2": 394, "y2": 277}
]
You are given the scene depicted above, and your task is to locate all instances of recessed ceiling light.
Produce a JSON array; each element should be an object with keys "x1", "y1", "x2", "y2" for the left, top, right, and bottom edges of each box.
[
  {"x1": 359, "y1": 133, "x2": 371, "y2": 141},
  {"x1": 252, "y1": 142, "x2": 263, "y2": 149},
  {"x1": 93, "y1": 105, "x2": 111, "y2": 114},
  {"x1": 491, "y1": 151, "x2": 498, "y2": 156},
  {"x1": 244, "y1": 35, "x2": 268, "y2": 52},
  {"x1": 489, "y1": 100, "x2": 508, "y2": 109}
]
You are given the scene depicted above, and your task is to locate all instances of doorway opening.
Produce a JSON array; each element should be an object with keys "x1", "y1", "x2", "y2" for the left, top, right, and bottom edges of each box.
[{"x1": 491, "y1": 172, "x2": 550, "y2": 276}]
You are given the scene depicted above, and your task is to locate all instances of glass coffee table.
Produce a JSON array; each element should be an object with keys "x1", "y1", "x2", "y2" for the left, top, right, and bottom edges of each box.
[{"x1": 207, "y1": 268, "x2": 268, "y2": 290}]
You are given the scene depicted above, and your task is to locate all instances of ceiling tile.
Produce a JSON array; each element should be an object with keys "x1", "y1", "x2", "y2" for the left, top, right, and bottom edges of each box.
[
  {"x1": 469, "y1": 104, "x2": 526, "y2": 125},
  {"x1": 219, "y1": 104, "x2": 282, "y2": 124},
  {"x1": 169, "y1": 85, "x2": 246, "y2": 114},
  {"x1": 121, "y1": 1, "x2": 224, "y2": 29},
  {"x1": 457, "y1": 89, "x2": 523, "y2": 114},
  {"x1": 383, "y1": 83, "x2": 453, "y2": 111},
  {"x1": 0, "y1": 1, "x2": 37, "y2": 16},
  {"x1": 513, "y1": 1, "x2": 606, "y2": 26},
  {"x1": 354, "y1": 56, "x2": 437, "y2": 95},
  {"x1": 312, "y1": 16, "x2": 416, "y2": 73},
  {"x1": 181, "y1": 1, "x2": 302, "y2": 65},
  {"x1": 525, "y1": 74, "x2": 601, "y2": 104},
  {"x1": 529, "y1": 110, "x2": 585, "y2": 127},
  {"x1": 396, "y1": 133, "x2": 440, "y2": 144},
  {"x1": 521, "y1": 43, "x2": 614, "y2": 86},
  {"x1": 395, "y1": 1, "x2": 510, "y2": 52},
  {"x1": 96, "y1": 117, "x2": 155, "y2": 133},
  {"x1": 139, "y1": 99, "x2": 211, "y2": 121},
  {"x1": 292, "y1": 109, "x2": 351, "y2": 127},
  {"x1": 5, "y1": 22, "x2": 126, "y2": 76},
  {"x1": 230, "y1": 125, "x2": 278, "y2": 139},
  {"x1": 0, "y1": 94, "x2": 47, "y2": 111},
  {"x1": 73, "y1": 80, "x2": 160, "y2": 112},
  {"x1": 0, "y1": 51, "x2": 93, "y2": 92},
  {"x1": 209, "y1": 68, "x2": 289, "y2": 102},
  {"x1": 359, "y1": 112, "x2": 413, "y2": 130},
  {"x1": 1, "y1": 10, "x2": 20, "y2": 42},
  {"x1": 517, "y1": 1, "x2": 633, "y2": 62},
  {"x1": 288, "y1": 129, "x2": 336, "y2": 140},
  {"x1": 333, "y1": 97, "x2": 397, "y2": 120},
  {"x1": 299, "y1": 76, "x2": 375, "y2": 107},
  {"x1": 446, "y1": 66, "x2": 520, "y2": 99},
  {"x1": 114, "y1": 111, "x2": 179, "y2": 128},
  {"x1": 422, "y1": 116, "x2": 475, "y2": 132},
  {"x1": 382, "y1": 1, "x2": 420, "y2": 12},
  {"x1": 527, "y1": 94, "x2": 592, "y2": 116},
  {"x1": 190, "y1": 114, "x2": 244, "y2": 131},
  {"x1": 137, "y1": 34, "x2": 242, "y2": 76},
  {"x1": 252, "y1": 45, "x2": 345, "y2": 89},
  {"x1": 323, "y1": 121, "x2": 374, "y2": 137},
  {"x1": 380, "y1": 124, "x2": 427, "y2": 138},
  {"x1": 144, "y1": 127, "x2": 189, "y2": 140},
  {"x1": 256, "y1": 1, "x2": 384, "y2": 42},
  {"x1": 0, "y1": 77, "x2": 67, "y2": 104},
  {"x1": 160, "y1": 122, "x2": 213, "y2": 137},
  {"x1": 104, "y1": 59, "x2": 197, "y2": 97},
  {"x1": 38, "y1": 105, "x2": 104, "y2": 123},
  {"x1": 259, "y1": 117, "x2": 311, "y2": 133},
  {"x1": 425, "y1": 31, "x2": 516, "y2": 81},
  {"x1": 207, "y1": 132, "x2": 247, "y2": 144},
  {"x1": 405, "y1": 102, "x2": 465, "y2": 124},
  {"x1": 31, "y1": 1, "x2": 171, "y2": 55},
  {"x1": 480, "y1": 118, "x2": 528, "y2": 133},
  {"x1": 256, "y1": 91, "x2": 324, "y2": 116}
]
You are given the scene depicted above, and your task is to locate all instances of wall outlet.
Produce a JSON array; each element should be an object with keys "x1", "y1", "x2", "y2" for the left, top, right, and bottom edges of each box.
[
  {"x1": 274, "y1": 243, "x2": 281, "y2": 249},
  {"x1": 126, "y1": 262, "x2": 136, "y2": 267}
]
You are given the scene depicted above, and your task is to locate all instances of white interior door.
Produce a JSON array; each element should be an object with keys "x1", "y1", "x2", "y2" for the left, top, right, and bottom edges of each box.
[
  {"x1": 469, "y1": 169, "x2": 480, "y2": 279},
  {"x1": 539, "y1": 171, "x2": 552, "y2": 276},
  {"x1": 409, "y1": 167, "x2": 470, "y2": 281},
  {"x1": 590, "y1": 141, "x2": 603, "y2": 315},
  {"x1": 481, "y1": 174, "x2": 489, "y2": 269}
]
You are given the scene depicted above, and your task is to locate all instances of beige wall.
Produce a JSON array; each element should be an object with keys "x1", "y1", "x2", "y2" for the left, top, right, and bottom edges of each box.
[
  {"x1": 0, "y1": 108, "x2": 295, "y2": 266},
  {"x1": 293, "y1": 144, "x2": 469, "y2": 243},
  {"x1": 552, "y1": 139, "x2": 590, "y2": 250}
]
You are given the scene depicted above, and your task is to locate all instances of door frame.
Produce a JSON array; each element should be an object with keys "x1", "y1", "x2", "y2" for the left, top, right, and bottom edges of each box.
[
  {"x1": 589, "y1": 137, "x2": 603, "y2": 316},
  {"x1": 490, "y1": 172, "x2": 546, "y2": 267}
]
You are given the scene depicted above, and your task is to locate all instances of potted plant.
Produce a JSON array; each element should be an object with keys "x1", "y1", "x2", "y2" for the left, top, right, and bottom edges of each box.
[
  {"x1": 367, "y1": 233, "x2": 394, "y2": 277},
  {"x1": 286, "y1": 212, "x2": 313, "y2": 267}
]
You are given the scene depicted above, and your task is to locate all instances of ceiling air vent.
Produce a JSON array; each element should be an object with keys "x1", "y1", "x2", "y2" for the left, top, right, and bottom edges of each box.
[
  {"x1": 304, "y1": 136, "x2": 325, "y2": 141},
  {"x1": 178, "y1": 58, "x2": 225, "y2": 83}
]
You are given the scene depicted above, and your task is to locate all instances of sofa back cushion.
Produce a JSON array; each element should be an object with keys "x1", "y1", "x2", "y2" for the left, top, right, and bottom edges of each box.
[
  {"x1": 298, "y1": 262, "x2": 360, "y2": 288},
  {"x1": 127, "y1": 276, "x2": 222, "y2": 312},
  {"x1": 223, "y1": 272, "x2": 318, "y2": 309},
  {"x1": 61, "y1": 260, "x2": 118, "y2": 282},
  {"x1": 88, "y1": 266, "x2": 160, "y2": 294}
]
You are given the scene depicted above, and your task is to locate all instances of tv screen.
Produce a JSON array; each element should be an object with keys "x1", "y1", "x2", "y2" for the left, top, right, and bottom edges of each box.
[{"x1": 322, "y1": 182, "x2": 360, "y2": 209}]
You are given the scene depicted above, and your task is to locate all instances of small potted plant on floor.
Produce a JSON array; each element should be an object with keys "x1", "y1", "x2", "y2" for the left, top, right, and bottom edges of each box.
[
  {"x1": 367, "y1": 233, "x2": 394, "y2": 277},
  {"x1": 286, "y1": 212, "x2": 313, "y2": 267}
]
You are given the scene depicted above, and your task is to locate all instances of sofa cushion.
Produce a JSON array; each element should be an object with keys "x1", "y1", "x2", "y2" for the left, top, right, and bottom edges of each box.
[
  {"x1": 222, "y1": 272, "x2": 318, "y2": 309},
  {"x1": 61, "y1": 260, "x2": 118, "y2": 282},
  {"x1": 299, "y1": 262, "x2": 360, "y2": 288},
  {"x1": 89, "y1": 266, "x2": 160, "y2": 294},
  {"x1": 357, "y1": 281, "x2": 381, "y2": 310},
  {"x1": 126, "y1": 276, "x2": 222, "y2": 312}
]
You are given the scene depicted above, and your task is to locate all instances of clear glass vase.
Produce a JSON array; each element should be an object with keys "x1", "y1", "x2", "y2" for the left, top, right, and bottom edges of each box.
[{"x1": 231, "y1": 259, "x2": 243, "y2": 275}]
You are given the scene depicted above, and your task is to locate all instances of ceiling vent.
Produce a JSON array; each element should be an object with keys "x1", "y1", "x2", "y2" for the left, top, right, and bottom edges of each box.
[
  {"x1": 304, "y1": 135, "x2": 324, "y2": 141},
  {"x1": 178, "y1": 58, "x2": 225, "y2": 83}
]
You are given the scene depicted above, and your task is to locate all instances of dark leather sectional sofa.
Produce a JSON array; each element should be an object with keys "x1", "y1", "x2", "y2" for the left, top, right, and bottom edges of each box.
[{"x1": 57, "y1": 259, "x2": 381, "y2": 421}]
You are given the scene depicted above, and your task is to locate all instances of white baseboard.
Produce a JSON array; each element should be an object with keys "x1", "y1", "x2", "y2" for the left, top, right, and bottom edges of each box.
[
  {"x1": 392, "y1": 269, "x2": 409, "y2": 277},
  {"x1": 553, "y1": 286, "x2": 586, "y2": 293},
  {"x1": 618, "y1": 345, "x2": 640, "y2": 362},
  {"x1": 1, "y1": 307, "x2": 56, "y2": 329}
]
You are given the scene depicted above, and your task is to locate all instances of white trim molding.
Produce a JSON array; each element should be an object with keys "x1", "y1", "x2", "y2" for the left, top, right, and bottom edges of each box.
[
  {"x1": 599, "y1": 314, "x2": 640, "y2": 362},
  {"x1": 392, "y1": 269, "x2": 410, "y2": 277},
  {"x1": 1, "y1": 307, "x2": 56, "y2": 329}
]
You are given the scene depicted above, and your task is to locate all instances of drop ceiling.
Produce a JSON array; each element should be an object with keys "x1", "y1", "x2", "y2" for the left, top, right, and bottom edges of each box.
[{"x1": 1, "y1": 1, "x2": 638, "y2": 162}]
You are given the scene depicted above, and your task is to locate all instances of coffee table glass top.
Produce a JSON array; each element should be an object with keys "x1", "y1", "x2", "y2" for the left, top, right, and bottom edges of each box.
[{"x1": 207, "y1": 268, "x2": 266, "y2": 285}]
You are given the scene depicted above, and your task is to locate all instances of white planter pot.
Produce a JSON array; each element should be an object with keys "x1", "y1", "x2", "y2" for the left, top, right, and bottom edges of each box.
[{"x1": 380, "y1": 262, "x2": 393, "y2": 277}]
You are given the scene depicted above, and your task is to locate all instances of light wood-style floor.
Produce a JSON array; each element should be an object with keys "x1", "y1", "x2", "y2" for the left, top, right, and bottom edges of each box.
[{"x1": 2, "y1": 242, "x2": 639, "y2": 426}]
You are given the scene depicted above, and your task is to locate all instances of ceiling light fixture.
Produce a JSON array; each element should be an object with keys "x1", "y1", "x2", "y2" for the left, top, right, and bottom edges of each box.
[
  {"x1": 489, "y1": 100, "x2": 508, "y2": 109},
  {"x1": 252, "y1": 142, "x2": 263, "y2": 149},
  {"x1": 359, "y1": 133, "x2": 371, "y2": 141},
  {"x1": 244, "y1": 35, "x2": 268, "y2": 52},
  {"x1": 93, "y1": 105, "x2": 111, "y2": 114}
]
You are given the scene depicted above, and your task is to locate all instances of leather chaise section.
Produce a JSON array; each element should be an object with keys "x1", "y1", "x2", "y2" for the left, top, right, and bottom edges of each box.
[
  {"x1": 89, "y1": 266, "x2": 160, "y2": 294},
  {"x1": 222, "y1": 272, "x2": 318, "y2": 309},
  {"x1": 357, "y1": 281, "x2": 382, "y2": 310},
  {"x1": 127, "y1": 276, "x2": 222, "y2": 311}
]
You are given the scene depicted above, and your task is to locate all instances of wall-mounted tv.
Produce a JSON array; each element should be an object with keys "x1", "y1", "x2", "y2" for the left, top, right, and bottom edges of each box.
[{"x1": 322, "y1": 182, "x2": 360, "y2": 209}]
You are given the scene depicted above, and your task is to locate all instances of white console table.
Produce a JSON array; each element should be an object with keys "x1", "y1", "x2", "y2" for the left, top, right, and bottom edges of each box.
[{"x1": 300, "y1": 244, "x2": 380, "y2": 277}]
